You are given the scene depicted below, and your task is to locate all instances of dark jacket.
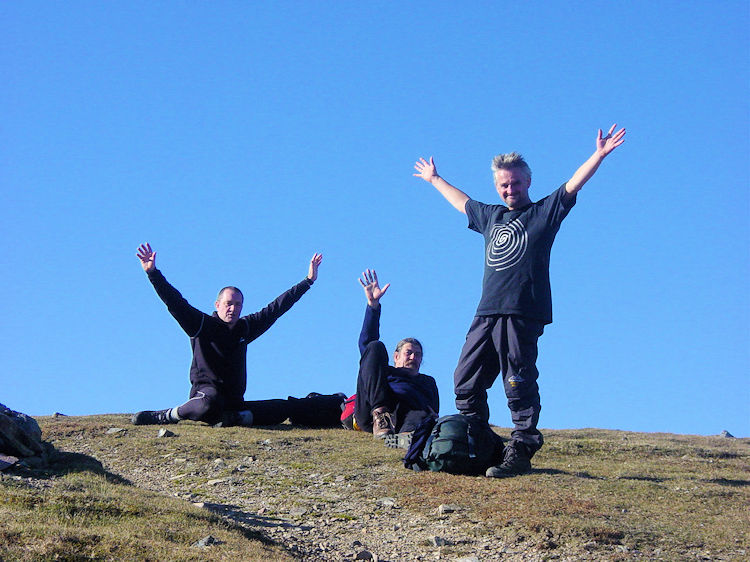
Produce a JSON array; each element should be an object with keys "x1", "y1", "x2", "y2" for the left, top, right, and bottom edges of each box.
[{"x1": 148, "y1": 269, "x2": 312, "y2": 409}]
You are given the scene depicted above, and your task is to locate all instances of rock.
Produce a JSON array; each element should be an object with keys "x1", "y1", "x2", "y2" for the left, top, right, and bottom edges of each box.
[
  {"x1": 191, "y1": 535, "x2": 223, "y2": 547},
  {"x1": 207, "y1": 478, "x2": 229, "y2": 486},
  {"x1": 430, "y1": 535, "x2": 449, "y2": 547},
  {"x1": 52, "y1": 412, "x2": 67, "y2": 418},
  {"x1": 106, "y1": 427, "x2": 125, "y2": 434},
  {"x1": 0, "y1": 454, "x2": 19, "y2": 471},
  {"x1": 290, "y1": 507, "x2": 308, "y2": 517},
  {"x1": 376, "y1": 497, "x2": 396, "y2": 508},
  {"x1": 456, "y1": 557, "x2": 480, "y2": 562},
  {"x1": 157, "y1": 428, "x2": 176, "y2": 438},
  {"x1": 0, "y1": 405, "x2": 47, "y2": 463},
  {"x1": 355, "y1": 550, "x2": 377, "y2": 560},
  {"x1": 437, "y1": 504, "x2": 460, "y2": 515},
  {"x1": 720, "y1": 430, "x2": 735, "y2": 438}
]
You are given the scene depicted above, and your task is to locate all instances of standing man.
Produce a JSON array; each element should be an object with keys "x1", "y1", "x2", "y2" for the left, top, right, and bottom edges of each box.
[
  {"x1": 354, "y1": 269, "x2": 439, "y2": 442},
  {"x1": 132, "y1": 242, "x2": 324, "y2": 427},
  {"x1": 413, "y1": 125, "x2": 626, "y2": 477}
]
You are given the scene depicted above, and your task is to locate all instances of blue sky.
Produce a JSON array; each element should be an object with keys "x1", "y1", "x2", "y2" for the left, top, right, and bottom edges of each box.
[{"x1": 2, "y1": 2, "x2": 748, "y2": 437}]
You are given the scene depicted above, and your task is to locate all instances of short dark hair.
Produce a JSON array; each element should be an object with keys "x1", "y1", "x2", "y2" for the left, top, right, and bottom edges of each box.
[
  {"x1": 217, "y1": 286, "x2": 244, "y2": 302},
  {"x1": 395, "y1": 337, "x2": 423, "y2": 356}
]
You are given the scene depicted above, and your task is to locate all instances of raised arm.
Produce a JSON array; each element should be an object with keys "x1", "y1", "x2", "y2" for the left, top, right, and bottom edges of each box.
[
  {"x1": 242, "y1": 252, "x2": 322, "y2": 341},
  {"x1": 413, "y1": 157, "x2": 470, "y2": 214},
  {"x1": 565, "y1": 124, "x2": 626, "y2": 197},
  {"x1": 357, "y1": 269, "x2": 388, "y2": 354},
  {"x1": 136, "y1": 242, "x2": 205, "y2": 337}
]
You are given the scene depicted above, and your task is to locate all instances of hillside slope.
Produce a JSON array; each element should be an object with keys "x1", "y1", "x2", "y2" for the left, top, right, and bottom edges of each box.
[{"x1": 1, "y1": 415, "x2": 748, "y2": 561}]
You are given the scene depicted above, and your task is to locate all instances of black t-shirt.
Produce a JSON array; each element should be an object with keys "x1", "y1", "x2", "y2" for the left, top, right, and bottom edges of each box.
[{"x1": 465, "y1": 184, "x2": 576, "y2": 324}]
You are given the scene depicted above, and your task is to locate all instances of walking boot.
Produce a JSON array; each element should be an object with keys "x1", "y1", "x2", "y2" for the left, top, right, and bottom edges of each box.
[
  {"x1": 371, "y1": 406, "x2": 396, "y2": 439},
  {"x1": 485, "y1": 441, "x2": 532, "y2": 478}
]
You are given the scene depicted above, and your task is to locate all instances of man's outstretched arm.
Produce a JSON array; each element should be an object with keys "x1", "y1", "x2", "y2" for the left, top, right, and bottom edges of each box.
[
  {"x1": 565, "y1": 124, "x2": 626, "y2": 198},
  {"x1": 136, "y1": 242, "x2": 204, "y2": 336},
  {"x1": 243, "y1": 253, "x2": 322, "y2": 341},
  {"x1": 357, "y1": 269, "x2": 389, "y2": 355},
  {"x1": 413, "y1": 157, "x2": 470, "y2": 214}
]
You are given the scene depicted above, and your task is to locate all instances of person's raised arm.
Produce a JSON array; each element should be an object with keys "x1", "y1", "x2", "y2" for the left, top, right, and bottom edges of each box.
[
  {"x1": 357, "y1": 269, "x2": 388, "y2": 354},
  {"x1": 413, "y1": 157, "x2": 470, "y2": 214},
  {"x1": 136, "y1": 242, "x2": 204, "y2": 336},
  {"x1": 565, "y1": 124, "x2": 626, "y2": 198},
  {"x1": 243, "y1": 252, "x2": 322, "y2": 342}
]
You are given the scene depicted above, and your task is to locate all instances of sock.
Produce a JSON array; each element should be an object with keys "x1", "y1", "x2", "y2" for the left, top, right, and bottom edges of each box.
[{"x1": 167, "y1": 407, "x2": 181, "y2": 422}]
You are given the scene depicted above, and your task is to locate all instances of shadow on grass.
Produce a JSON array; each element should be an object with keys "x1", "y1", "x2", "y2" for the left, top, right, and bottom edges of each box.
[
  {"x1": 6, "y1": 449, "x2": 132, "y2": 486},
  {"x1": 702, "y1": 477, "x2": 750, "y2": 487}
]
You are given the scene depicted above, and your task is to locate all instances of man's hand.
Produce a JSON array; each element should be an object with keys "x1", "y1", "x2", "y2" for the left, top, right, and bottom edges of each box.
[
  {"x1": 565, "y1": 124, "x2": 627, "y2": 196},
  {"x1": 358, "y1": 269, "x2": 390, "y2": 308},
  {"x1": 136, "y1": 243, "x2": 156, "y2": 273},
  {"x1": 596, "y1": 124, "x2": 626, "y2": 157},
  {"x1": 413, "y1": 157, "x2": 438, "y2": 183},
  {"x1": 307, "y1": 253, "x2": 323, "y2": 282}
]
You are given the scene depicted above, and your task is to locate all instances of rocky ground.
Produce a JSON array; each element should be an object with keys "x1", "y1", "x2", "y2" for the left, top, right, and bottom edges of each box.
[{"x1": 23, "y1": 416, "x2": 747, "y2": 561}]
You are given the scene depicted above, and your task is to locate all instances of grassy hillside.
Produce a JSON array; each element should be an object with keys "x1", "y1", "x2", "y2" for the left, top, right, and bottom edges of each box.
[{"x1": 1, "y1": 415, "x2": 748, "y2": 561}]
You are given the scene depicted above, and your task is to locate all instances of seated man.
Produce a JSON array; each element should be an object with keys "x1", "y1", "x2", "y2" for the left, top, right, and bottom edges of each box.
[
  {"x1": 131, "y1": 243, "x2": 336, "y2": 427},
  {"x1": 354, "y1": 269, "x2": 439, "y2": 440}
]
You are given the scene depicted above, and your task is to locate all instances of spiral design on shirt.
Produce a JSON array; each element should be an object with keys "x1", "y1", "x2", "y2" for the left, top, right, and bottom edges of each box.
[{"x1": 486, "y1": 220, "x2": 528, "y2": 271}]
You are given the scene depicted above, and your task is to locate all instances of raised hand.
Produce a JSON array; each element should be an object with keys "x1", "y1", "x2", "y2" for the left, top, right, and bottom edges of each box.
[
  {"x1": 596, "y1": 124, "x2": 626, "y2": 157},
  {"x1": 358, "y1": 268, "x2": 390, "y2": 307},
  {"x1": 307, "y1": 253, "x2": 323, "y2": 282},
  {"x1": 136, "y1": 243, "x2": 156, "y2": 273},
  {"x1": 413, "y1": 157, "x2": 438, "y2": 182}
]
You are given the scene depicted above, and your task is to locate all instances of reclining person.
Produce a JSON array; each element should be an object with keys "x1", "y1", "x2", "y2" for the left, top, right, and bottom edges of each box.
[
  {"x1": 354, "y1": 269, "x2": 439, "y2": 440},
  {"x1": 131, "y1": 242, "x2": 337, "y2": 427}
]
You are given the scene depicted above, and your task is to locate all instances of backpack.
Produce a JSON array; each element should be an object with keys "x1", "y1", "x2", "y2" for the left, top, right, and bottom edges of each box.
[
  {"x1": 287, "y1": 393, "x2": 346, "y2": 427},
  {"x1": 340, "y1": 394, "x2": 360, "y2": 430},
  {"x1": 416, "y1": 414, "x2": 504, "y2": 475}
]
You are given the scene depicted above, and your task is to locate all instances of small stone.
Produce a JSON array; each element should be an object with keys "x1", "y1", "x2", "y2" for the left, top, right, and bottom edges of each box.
[
  {"x1": 257, "y1": 507, "x2": 267, "y2": 515},
  {"x1": 455, "y1": 557, "x2": 480, "y2": 562},
  {"x1": 157, "y1": 428, "x2": 176, "y2": 438},
  {"x1": 290, "y1": 507, "x2": 308, "y2": 517},
  {"x1": 207, "y1": 478, "x2": 229, "y2": 486},
  {"x1": 437, "y1": 504, "x2": 460, "y2": 515},
  {"x1": 191, "y1": 535, "x2": 223, "y2": 548},
  {"x1": 355, "y1": 550, "x2": 376, "y2": 560},
  {"x1": 430, "y1": 536, "x2": 449, "y2": 547},
  {"x1": 52, "y1": 412, "x2": 66, "y2": 418},
  {"x1": 376, "y1": 497, "x2": 396, "y2": 508},
  {"x1": 720, "y1": 430, "x2": 735, "y2": 438},
  {"x1": 106, "y1": 427, "x2": 125, "y2": 434},
  {"x1": 193, "y1": 502, "x2": 206, "y2": 508}
]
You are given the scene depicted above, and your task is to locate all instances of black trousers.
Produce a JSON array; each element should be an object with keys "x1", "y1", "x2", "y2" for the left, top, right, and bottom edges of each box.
[
  {"x1": 176, "y1": 385, "x2": 342, "y2": 426},
  {"x1": 453, "y1": 315, "x2": 545, "y2": 454}
]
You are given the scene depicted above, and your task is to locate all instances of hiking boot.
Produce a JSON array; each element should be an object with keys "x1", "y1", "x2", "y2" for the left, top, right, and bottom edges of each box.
[
  {"x1": 384, "y1": 431, "x2": 413, "y2": 450},
  {"x1": 131, "y1": 409, "x2": 177, "y2": 426},
  {"x1": 485, "y1": 441, "x2": 532, "y2": 478},
  {"x1": 371, "y1": 407, "x2": 395, "y2": 439}
]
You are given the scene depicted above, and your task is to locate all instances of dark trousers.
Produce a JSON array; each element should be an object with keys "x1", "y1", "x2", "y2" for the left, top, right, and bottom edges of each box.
[
  {"x1": 453, "y1": 315, "x2": 545, "y2": 454},
  {"x1": 176, "y1": 385, "x2": 334, "y2": 426},
  {"x1": 355, "y1": 341, "x2": 395, "y2": 433}
]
